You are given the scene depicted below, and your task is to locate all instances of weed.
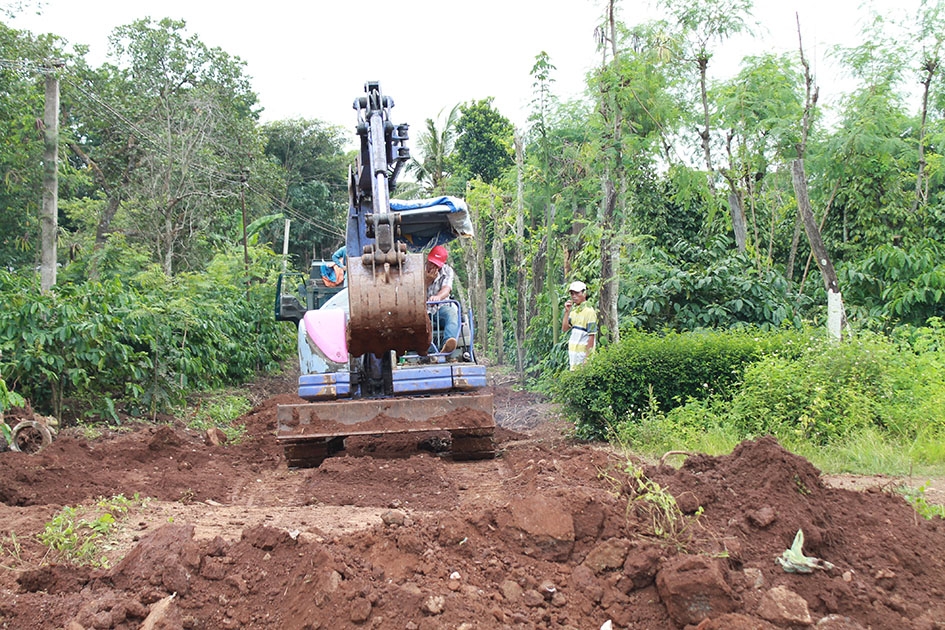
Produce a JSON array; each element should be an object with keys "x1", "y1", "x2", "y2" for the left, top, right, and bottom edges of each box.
[
  {"x1": 901, "y1": 483, "x2": 945, "y2": 520},
  {"x1": 793, "y1": 474, "x2": 811, "y2": 496},
  {"x1": 625, "y1": 463, "x2": 704, "y2": 550},
  {"x1": 0, "y1": 532, "x2": 24, "y2": 569},
  {"x1": 182, "y1": 394, "x2": 251, "y2": 443},
  {"x1": 37, "y1": 493, "x2": 145, "y2": 568}
]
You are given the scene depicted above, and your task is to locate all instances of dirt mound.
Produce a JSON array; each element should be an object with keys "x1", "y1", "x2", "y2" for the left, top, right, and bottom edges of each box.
[{"x1": 1, "y1": 386, "x2": 944, "y2": 629}]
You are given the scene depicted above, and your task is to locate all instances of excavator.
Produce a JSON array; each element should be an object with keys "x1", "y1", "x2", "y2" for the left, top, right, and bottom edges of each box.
[{"x1": 274, "y1": 81, "x2": 495, "y2": 468}]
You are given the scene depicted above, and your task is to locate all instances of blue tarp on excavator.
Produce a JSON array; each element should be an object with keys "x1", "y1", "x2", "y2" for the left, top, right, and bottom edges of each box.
[{"x1": 390, "y1": 196, "x2": 474, "y2": 251}]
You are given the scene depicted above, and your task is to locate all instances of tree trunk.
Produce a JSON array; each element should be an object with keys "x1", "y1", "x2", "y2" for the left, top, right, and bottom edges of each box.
[
  {"x1": 786, "y1": 214, "x2": 802, "y2": 284},
  {"x1": 40, "y1": 72, "x2": 59, "y2": 292},
  {"x1": 914, "y1": 61, "x2": 935, "y2": 211},
  {"x1": 599, "y1": 177, "x2": 619, "y2": 341},
  {"x1": 728, "y1": 191, "x2": 747, "y2": 253},
  {"x1": 460, "y1": 199, "x2": 487, "y2": 359},
  {"x1": 792, "y1": 159, "x2": 842, "y2": 322},
  {"x1": 514, "y1": 131, "x2": 527, "y2": 374},
  {"x1": 698, "y1": 54, "x2": 714, "y2": 178},
  {"x1": 491, "y1": 194, "x2": 506, "y2": 365},
  {"x1": 548, "y1": 202, "x2": 560, "y2": 345}
]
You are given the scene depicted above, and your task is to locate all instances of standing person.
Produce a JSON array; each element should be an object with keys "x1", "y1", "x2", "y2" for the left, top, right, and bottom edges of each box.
[
  {"x1": 562, "y1": 280, "x2": 597, "y2": 370},
  {"x1": 424, "y1": 245, "x2": 459, "y2": 354}
]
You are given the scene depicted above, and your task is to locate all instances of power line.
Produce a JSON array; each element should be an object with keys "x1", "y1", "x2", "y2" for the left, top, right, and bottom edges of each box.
[
  {"x1": 59, "y1": 73, "x2": 347, "y2": 238},
  {"x1": 5, "y1": 50, "x2": 348, "y2": 240}
]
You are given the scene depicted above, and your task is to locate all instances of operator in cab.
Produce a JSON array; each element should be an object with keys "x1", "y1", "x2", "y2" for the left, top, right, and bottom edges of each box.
[{"x1": 424, "y1": 245, "x2": 459, "y2": 354}]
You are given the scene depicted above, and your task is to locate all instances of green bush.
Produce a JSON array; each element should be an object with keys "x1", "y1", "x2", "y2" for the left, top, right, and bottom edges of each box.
[
  {"x1": 726, "y1": 331, "x2": 945, "y2": 444},
  {"x1": 553, "y1": 327, "x2": 811, "y2": 439},
  {"x1": 616, "y1": 325, "x2": 945, "y2": 472},
  {"x1": 617, "y1": 238, "x2": 805, "y2": 333},
  {"x1": 0, "y1": 246, "x2": 294, "y2": 425}
]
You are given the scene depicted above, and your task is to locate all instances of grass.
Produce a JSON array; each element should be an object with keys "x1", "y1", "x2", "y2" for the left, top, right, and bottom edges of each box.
[
  {"x1": 181, "y1": 393, "x2": 251, "y2": 443},
  {"x1": 0, "y1": 532, "x2": 24, "y2": 570}
]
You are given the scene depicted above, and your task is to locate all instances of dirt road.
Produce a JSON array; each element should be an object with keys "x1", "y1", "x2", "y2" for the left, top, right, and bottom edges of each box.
[{"x1": 1, "y1": 380, "x2": 944, "y2": 629}]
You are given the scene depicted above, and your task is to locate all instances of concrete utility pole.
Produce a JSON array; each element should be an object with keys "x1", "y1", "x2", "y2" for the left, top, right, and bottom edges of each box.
[{"x1": 40, "y1": 66, "x2": 60, "y2": 292}]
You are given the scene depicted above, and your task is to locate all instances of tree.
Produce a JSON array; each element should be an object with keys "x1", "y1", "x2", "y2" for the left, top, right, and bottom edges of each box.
[
  {"x1": 591, "y1": 0, "x2": 624, "y2": 344},
  {"x1": 69, "y1": 18, "x2": 262, "y2": 275},
  {"x1": 528, "y1": 52, "x2": 562, "y2": 343},
  {"x1": 713, "y1": 53, "x2": 804, "y2": 263},
  {"x1": 454, "y1": 98, "x2": 514, "y2": 185},
  {"x1": 659, "y1": 0, "x2": 755, "y2": 248},
  {"x1": 408, "y1": 104, "x2": 461, "y2": 196},
  {"x1": 910, "y1": 0, "x2": 945, "y2": 210},
  {"x1": 0, "y1": 23, "x2": 63, "y2": 270},
  {"x1": 261, "y1": 118, "x2": 348, "y2": 269},
  {"x1": 791, "y1": 16, "x2": 842, "y2": 338},
  {"x1": 823, "y1": 11, "x2": 914, "y2": 257}
]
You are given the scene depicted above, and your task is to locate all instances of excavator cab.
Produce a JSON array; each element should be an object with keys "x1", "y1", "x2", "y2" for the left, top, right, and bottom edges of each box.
[{"x1": 275, "y1": 82, "x2": 495, "y2": 468}]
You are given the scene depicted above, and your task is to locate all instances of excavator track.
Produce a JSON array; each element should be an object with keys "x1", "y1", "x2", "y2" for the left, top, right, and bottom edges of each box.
[
  {"x1": 448, "y1": 429, "x2": 497, "y2": 461},
  {"x1": 277, "y1": 391, "x2": 495, "y2": 468},
  {"x1": 281, "y1": 436, "x2": 346, "y2": 469}
]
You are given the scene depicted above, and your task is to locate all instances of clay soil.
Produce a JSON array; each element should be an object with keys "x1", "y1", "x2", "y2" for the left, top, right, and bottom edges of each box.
[{"x1": 2, "y1": 372, "x2": 945, "y2": 630}]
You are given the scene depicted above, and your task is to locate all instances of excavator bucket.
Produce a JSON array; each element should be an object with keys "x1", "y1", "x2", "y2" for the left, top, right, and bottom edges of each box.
[
  {"x1": 346, "y1": 251, "x2": 432, "y2": 357},
  {"x1": 277, "y1": 391, "x2": 495, "y2": 468}
]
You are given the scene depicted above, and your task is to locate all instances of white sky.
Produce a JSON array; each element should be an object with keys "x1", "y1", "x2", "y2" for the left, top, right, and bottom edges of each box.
[{"x1": 7, "y1": 0, "x2": 912, "y2": 137}]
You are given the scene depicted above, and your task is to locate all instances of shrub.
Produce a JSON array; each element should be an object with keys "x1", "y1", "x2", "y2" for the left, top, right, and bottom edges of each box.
[
  {"x1": 622, "y1": 326, "x2": 945, "y2": 468},
  {"x1": 726, "y1": 331, "x2": 945, "y2": 444},
  {"x1": 553, "y1": 328, "x2": 810, "y2": 439},
  {"x1": 0, "y1": 246, "x2": 294, "y2": 425}
]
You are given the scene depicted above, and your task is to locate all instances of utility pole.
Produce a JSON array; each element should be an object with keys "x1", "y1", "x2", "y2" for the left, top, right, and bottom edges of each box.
[{"x1": 40, "y1": 63, "x2": 62, "y2": 292}]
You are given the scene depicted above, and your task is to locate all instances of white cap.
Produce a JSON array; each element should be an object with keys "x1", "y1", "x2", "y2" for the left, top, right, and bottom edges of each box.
[{"x1": 568, "y1": 281, "x2": 587, "y2": 293}]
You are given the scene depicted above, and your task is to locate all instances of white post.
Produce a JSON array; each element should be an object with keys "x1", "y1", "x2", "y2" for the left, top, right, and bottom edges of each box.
[
  {"x1": 827, "y1": 290, "x2": 843, "y2": 341},
  {"x1": 282, "y1": 219, "x2": 291, "y2": 273}
]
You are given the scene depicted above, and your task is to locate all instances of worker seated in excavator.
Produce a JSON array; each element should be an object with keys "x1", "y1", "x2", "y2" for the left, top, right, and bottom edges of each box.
[{"x1": 424, "y1": 245, "x2": 459, "y2": 355}]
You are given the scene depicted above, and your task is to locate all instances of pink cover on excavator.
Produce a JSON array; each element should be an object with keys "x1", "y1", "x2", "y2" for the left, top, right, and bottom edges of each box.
[{"x1": 302, "y1": 309, "x2": 348, "y2": 363}]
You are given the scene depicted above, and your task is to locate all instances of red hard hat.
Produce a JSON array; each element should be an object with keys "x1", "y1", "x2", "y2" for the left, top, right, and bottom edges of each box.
[{"x1": 427, "y1": 245, "x2": 448, "y2": 268}]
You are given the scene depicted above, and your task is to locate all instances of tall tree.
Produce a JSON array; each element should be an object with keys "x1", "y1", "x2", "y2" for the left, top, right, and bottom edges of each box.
[
  {"x1": 454, "y1": 98, "x2": 514, "y2": 185},
  {"x1": 0, "y1": 23, "x2": 63, "y2": 270},
  {"x1": 660, "y1": 0, "x2": 754, "y2": 249},
  {"x1": 713, "y1": 53, "x2": 804, "y2": 265},
  {"x1": 72, "y1": 18, "x2": 261, "y2": 275},
  {"x1": 529, "y1": 51, "x2": 562, "y2": 343},
  {"x1": 824, "y1": 11, "x2": 913, "y2": 255},
  {"x1": 513, "y1": 129, "x2": 528, "y2": 374},
  {"x1": 910, "y1": 0, "x2": 945, "y2": 210},
  {"x1": 592, "y1": 0, "x2": 624, "y2": 344},
  {"x1": 261, "y1": 118, "x2": 348, "y2": 269},
  {"x1": 791, "y1": 17, "x2": 842, "y2": 337},
  {"x1": 408, "y1": 104, "x2": 461, "y2": 196}
]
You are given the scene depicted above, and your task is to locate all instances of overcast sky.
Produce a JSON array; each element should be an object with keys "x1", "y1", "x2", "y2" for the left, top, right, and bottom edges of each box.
[{"x1": 8, "y1": 0, "x2": 910, "y2": 137}]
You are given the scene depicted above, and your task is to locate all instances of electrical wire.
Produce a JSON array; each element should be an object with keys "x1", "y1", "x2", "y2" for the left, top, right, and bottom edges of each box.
[{"x1": 4, "y1": 52, "x2": 346, "y2": 239}]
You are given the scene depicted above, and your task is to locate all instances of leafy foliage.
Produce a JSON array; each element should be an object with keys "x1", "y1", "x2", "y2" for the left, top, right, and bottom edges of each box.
[
  {"x1": 260, "y1": 118, "x2": 349, "y2": 267},
  {"x1": 553, "y1": 327, "x2": 806, "y2": 439},
  {"x1": 618, "y1": 325, "x2": 945, "y2": 467},
  {"x1": 0, "y1": 246, "x2": 293, "y2": 424},
  {"x1": 454, "y1": 98, "x2": 514, "y2": 185},
  {"x1": 841, "y1": 239, "x2": 945, "y2": 328},
  {"x1": 618, "y1": 237, "x2": 803, "y2": 332}
]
